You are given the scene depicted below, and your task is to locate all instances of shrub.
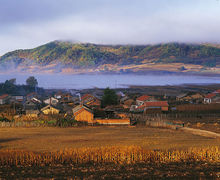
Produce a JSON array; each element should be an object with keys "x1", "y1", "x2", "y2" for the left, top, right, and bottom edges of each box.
[
  {"x1": 0, "y1": 117, "x2": 10, "y2": 122},
  {"x1": 56, "y1": 117, "x2": 78, "y2": 127}
]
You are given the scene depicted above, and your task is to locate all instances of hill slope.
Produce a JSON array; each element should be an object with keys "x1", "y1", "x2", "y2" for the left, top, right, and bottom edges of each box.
[{"x1": 1, "y1": 41, "x2": 220, "y2": 74}]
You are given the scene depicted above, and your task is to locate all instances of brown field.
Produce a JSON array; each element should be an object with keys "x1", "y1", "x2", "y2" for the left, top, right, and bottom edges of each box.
[
  {"x1": 0, "y1": 126, "x2": 220, "y2": 152},
  {"x1": 1, "y1": 126, "x2": 220, "y2": 179}
]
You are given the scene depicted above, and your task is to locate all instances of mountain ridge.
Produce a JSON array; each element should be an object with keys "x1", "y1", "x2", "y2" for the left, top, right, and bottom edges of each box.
[{"x1": 1, "y1": 41, "x2": 220, "y2": 74}]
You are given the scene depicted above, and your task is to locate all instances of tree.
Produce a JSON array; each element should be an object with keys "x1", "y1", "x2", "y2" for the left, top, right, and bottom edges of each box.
[
  {"x1": 8, "y1": 78, "x2": 16, "y2": 85},
  {"x1": 26, "y1": 76, "x2": 38, "y2": 87},
  {"x1": 3, "y1": 79, "x2": 16, "y2": 94},
  {"x1": 101, "y1": 87, "x2": 118, "y2": 107}
]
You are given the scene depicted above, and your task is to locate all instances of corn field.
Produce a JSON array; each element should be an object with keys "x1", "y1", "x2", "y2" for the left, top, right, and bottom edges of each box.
[{"x1": 0, "y1": 146, "x2": 220, "y2": 166}]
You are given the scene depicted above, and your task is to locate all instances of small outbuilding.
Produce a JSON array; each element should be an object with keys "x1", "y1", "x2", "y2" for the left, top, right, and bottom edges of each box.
[
  {"x1": 25, "y1": 109, "x2": 40, "y2": 117},
  {"x1": 41, "y1": 105, "x2": 60, "y2": 115}
]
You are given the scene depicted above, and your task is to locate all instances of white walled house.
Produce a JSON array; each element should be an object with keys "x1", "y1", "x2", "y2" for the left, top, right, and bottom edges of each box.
[
  {"x1": 44, "y1": 97, "x2": 59, "y2": 106},
  {"x1": 0, "y1": 94, "x2": 10, "y2": 105}
]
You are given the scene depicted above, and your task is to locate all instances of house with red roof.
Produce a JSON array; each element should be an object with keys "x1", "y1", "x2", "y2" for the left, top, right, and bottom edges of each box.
[
  {"x1": 214, "y1": 89, "x2": 220, "y2": 94},
  {"x1": 136, "y1": 95, "x2": 156, "y2": 106},
  {"x1": 72, "y1": 104, "x2": 94, "y2": 123},
  {"x1": 26, "y1": 92, "x2": 38, "y2": 101},
  {"x1": 81, "y1": 94, "x2": 101, "y2": 107},
  {"x1": 136, "y1": 101, "x2": 169, "y2": 113},
  {"x1": 0, "y1": 94, "x2": 10, "y2": 105},
  {"x1": 204, "y1": 89, "x2": 220, "y2": 104},
  {"x1": 204, "y1": 93, "x2": 216, "y2": 104}
]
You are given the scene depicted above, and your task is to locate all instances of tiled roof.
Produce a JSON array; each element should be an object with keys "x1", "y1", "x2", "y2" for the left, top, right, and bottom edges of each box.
[
  {"x1": 81, "y1": 94, "x2": 93, "y2": 100},
  {"x1": 137, "y1": 101, "x2": 168, "y2": 109},
  {"x1": 27, "y1": 92, "x2": 37, "y2": 97},
  {"x1": 72, "y1": 105, "x2": 93, "y2": 114},
  {"x1": 176, "y1": 93, "x2": 187, "y2": 99},
  {"x1": 41, "y1": 105, "x2": 60, "y2": 111},
  {"x1": 145, "y1": 101, "x2": 168, "y2": 107},
  {"x1": 0, "y1": 94, "x2": 9, "y2": 99},
  {"x1": 205, "y1": 93, "x2": 216, "y2": 99},
  {"x1": 214, "y1": 89, "x2": 220, "y2": 93},
  {"x1": 136, "y1": 95, "x2": 151, "y2": 102}
]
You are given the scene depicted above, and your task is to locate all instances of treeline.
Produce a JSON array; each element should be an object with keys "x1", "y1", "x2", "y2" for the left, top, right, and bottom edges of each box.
[
  {"x1": 0, "y1": 77, "x2": 44, "y2": 95},
  {"x1": 1, "y1": 41, "x2": 220, "y2": 68}
]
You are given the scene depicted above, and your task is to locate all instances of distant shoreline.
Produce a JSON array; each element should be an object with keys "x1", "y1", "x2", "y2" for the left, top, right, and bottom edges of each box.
[{"x1": 1, "y1": 69, "x2": 220, "y2": 77}]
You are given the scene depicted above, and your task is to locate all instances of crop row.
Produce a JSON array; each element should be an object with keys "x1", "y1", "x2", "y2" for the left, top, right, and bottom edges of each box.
[{"x1": 0, "y1": 146, "x2": 219, "y2": 166}]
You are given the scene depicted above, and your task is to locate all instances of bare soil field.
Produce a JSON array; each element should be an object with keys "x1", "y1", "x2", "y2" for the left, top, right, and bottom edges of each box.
[
  {"x1": 1, "y1": 162, "x2": 220, "y2": 179},
  {"x1": 0, "y1": 126, "x2": 220, "y2": 152}
]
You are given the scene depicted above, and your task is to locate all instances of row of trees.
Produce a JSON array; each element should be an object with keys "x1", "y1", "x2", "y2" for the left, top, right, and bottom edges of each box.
[
  {"x1": 2, "y1": 76, "x2": 118, "y2": 107},
  {"x1": 4, "y1": 76, "x2": 38, "y2": 87},
  {"x1": 0, "y1": 76, "x2": 38, "y2": 94}
]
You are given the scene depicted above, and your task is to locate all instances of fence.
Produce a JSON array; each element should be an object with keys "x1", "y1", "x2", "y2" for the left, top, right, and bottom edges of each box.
[
  {"x1": 145, "y1": 120, "x2": 183, "y2": 129},
  {"x1": 0, "y1": 121, "x2": 48, "y2": 128},
  {"x1": 130, "y1": 112, "x2": 220, "y2": 124}
]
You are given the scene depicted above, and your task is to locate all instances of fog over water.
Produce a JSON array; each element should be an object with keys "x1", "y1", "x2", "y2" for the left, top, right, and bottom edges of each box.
[{"x1": 0, "y1": 74, "x2": 220, "y2": 89}]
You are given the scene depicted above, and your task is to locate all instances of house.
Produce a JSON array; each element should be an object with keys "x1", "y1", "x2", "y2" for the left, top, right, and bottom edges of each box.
[
  {"x1": 31, "y1": 97, "x2": 42, "y2": 104},
  {"x1": 122, "y1": 99, "x2": 135, "y2": 109},
  {"x1": 26, "y1": 92, "x2": 38, "y2": 101},
  {"x1": 41, "y1": 105, "x2": 60, "y2": 115},
  {"x1": 60, "y1": 93, "x2": 74, "y2": 104},
  {"x1": 44, "y1": 97, "x2": 59, "y2": 106},
  {"x1": 137, "y1": 101, "x2": 169, "y2": 113},
  {"x1": 204, "y1": 90, "x2": 220, "y2": 104},
  {"x1": 120, "y1": 96, "x2": 129, "y2": 104},
  {"x1": 72, "y1": 105, "x2": 94, "y2": 123},
  {"x1": 136, "y1": 95, "x2": 156, "y2": 106},
  {"x1": 63, "y1": 104, "x2": 74, "y2": 116},
  {"x1": 93, "y1": 109, "x2": 130, "y2": 125},
  {"x1": 81, "y1": 94, "x2": 101, "y2": 107},
  {"x1": 130, "y1": 105, "x2": 140, "y2": 112},
  {"x1": 212, "y1": 96, "x2": 220, "y2": 103},
  {"x1": 204, "y1": 93, "x2": 220, "y2": 104},
  {"x1": 0, "y1": 94, "x2": 10, "y2": 105},
  {"x1": 190, "y1": 93, "x2": 204, "y2": 100},
  {"x1": 117, "y1": 91, "x2": 126, "y2": 97},
  {"x1": 214, "y1": 89, "x2": 220, "y2": 94},
  {"x1": 25, "y1": 109, "x2": 40, "y2": 117},
  {"x1": 11, "y1": 95, "x2": 24, "y2": 103},
  {"x1": 177, "y1": 93, "x2": 204, "y2": 103},
  {"x1": 72, "y1": 105, "x2": 130, "y2": 125},
  {"x1": 24, "y1": 99, "x2": 40, "y2": 110},
  {"x1": 176, "y1": 93, "x2": 188, "y2": 101},
  {"x1": 188, "y1": 93, "x2": 204, "y2": 103},
  {"x1": 54, "y1": 92, "x2": 63, "y2": 99}
]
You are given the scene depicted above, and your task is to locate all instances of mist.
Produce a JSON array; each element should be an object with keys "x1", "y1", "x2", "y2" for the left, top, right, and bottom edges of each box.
[
  {"x1": 0, "y1": 73, "x2": 219, "y2": 89},
  {"x1": 1, "y1": 0, "x2": 220, "y2": 55}
]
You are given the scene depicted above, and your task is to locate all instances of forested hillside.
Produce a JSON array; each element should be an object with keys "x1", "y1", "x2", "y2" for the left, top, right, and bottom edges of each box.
[{"x1": 1, "y1": 41, "x2": 220, "y2": 70}]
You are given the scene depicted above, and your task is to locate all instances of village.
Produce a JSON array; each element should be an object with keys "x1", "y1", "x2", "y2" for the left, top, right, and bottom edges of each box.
[{"x1": 1, "y1": 84, "x2": 220, "y2": 127}]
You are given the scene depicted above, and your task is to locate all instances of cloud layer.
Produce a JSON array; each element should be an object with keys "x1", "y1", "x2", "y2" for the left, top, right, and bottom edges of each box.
[{"x1": 0, "y1": 0, "x2": 220, "y2": 55}]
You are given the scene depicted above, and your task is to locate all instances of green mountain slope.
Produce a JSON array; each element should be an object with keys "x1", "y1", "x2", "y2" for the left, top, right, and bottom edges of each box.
[{"x1": 1, "y1": 41, "x2": 220, "y2": 70}]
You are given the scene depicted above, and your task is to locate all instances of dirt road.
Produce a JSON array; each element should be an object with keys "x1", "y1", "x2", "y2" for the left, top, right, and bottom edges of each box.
[{"x1": 180, "y1": 127, "x2": 220, "y2": 139}]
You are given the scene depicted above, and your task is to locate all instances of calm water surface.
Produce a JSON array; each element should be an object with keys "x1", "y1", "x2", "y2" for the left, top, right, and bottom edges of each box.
[{"x1": 0, "y1": 74, "x2": 219, "y2": 89}]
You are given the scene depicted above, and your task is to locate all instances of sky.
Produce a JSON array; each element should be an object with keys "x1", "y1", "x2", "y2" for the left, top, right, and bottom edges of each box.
[{"x1": 0, "y1": 0, "x2": 220, "y2": 55}]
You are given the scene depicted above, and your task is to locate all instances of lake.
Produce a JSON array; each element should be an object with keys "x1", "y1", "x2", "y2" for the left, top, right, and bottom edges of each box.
[{"x1": 0, "y1": 73, "x2": 219, "y2": 89}]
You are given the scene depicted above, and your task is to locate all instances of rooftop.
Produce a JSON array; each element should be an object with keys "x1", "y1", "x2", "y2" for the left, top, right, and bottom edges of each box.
[
  {"x1": 136, "y1": 95, "x2": 151, "y2": 102},
  {"x1": 0, "y1": 94, "x2": 9, "y2": 99}
]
